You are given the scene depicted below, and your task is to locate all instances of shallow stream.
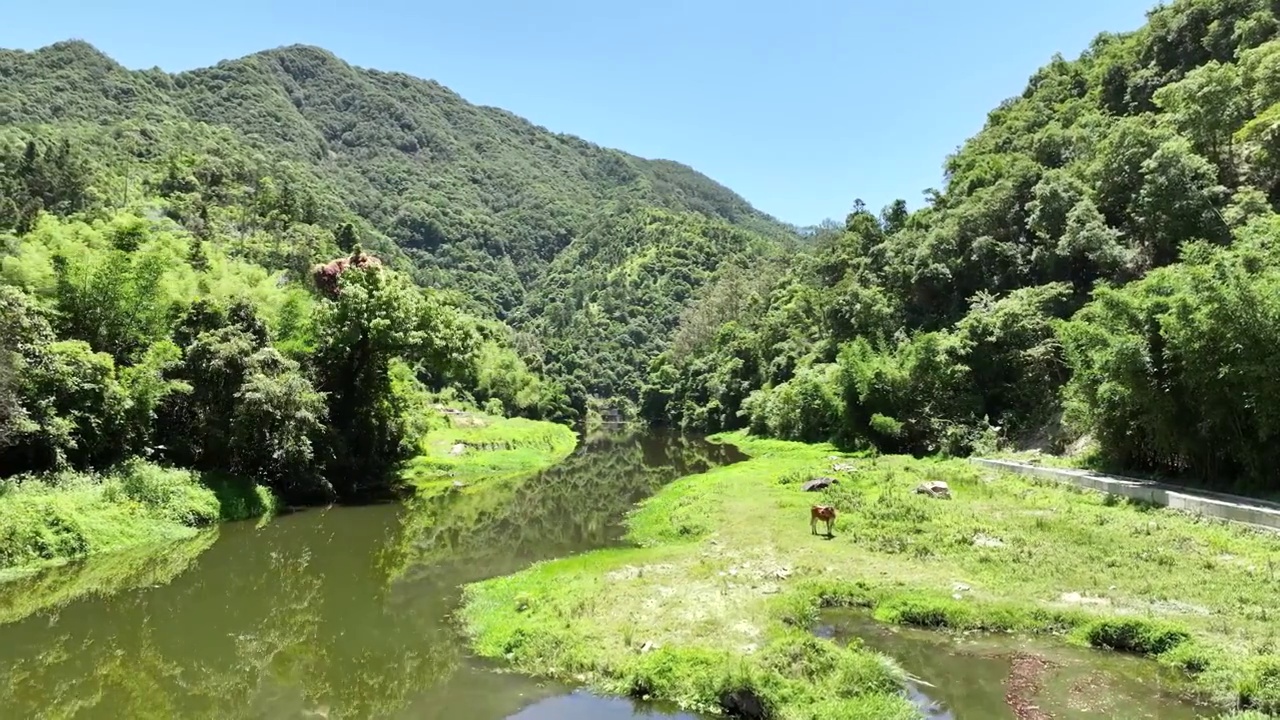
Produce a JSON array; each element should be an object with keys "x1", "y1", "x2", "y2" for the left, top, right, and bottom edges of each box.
[{"x1": 817, "y1": 610, "x2": 1212, "y2": 719}]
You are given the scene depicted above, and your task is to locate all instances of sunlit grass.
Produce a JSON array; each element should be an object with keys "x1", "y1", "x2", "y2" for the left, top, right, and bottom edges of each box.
[
  {"x1": 400, "y1": 412, "x2": 578, "y2": 492},
  {"x1": 0, "y1": 461, "x2": 275, "y2": 578},
  {"x1": 461, "y1": 432, "x2": 1280, "y2": 718}
]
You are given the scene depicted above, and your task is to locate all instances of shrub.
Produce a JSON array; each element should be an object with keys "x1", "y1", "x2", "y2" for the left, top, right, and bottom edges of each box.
[
  {"x1": 111, "y1": 460, "x2": 220, "y2": 526},
  {"x1": 1075, "y1": 617, "x2": 1191, "y2": 655}
]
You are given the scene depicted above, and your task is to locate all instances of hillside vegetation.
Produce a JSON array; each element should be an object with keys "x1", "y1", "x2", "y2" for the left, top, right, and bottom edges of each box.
[
  {"x1": 0, "y1": 40, "x2": 791, "y2": 418},
  {"x1": 0, "y1": 35, "x2": 798, "y2": 573},
  {"x1": 646, "y1": 0, "x2": 1280, "y2": 495},
  {"x1": 9, "y1": 0, "x2": 1280, "y2": 566}
]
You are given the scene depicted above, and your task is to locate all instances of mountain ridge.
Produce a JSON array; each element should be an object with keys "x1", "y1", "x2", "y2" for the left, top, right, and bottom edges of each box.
[
  {"x1": 0, "y1": 39, "x2": 788, "y2": 236},
  {"x1": 0, "y1": 38, "x2": 796, "y2": 413}
]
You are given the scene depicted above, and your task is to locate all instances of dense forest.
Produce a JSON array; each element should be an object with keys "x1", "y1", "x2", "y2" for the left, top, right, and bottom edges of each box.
[
  {"x1": 0, "y1": 38, "x2": 791, "y2": 421},
  {"x1": 5, "y1": 0, "x2": 1280, "y2": 523},
  {"x1": 644, "y1": 0, "x2": 1280, "y2": 494},
  {"x1": 0, "y1": 32, "x2": 792, "y2": 564}
]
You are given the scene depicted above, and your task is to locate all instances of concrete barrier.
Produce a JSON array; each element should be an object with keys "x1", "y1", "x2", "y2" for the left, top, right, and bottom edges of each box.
[{"x1": 970, "y1": 458, "x2": 1280, "y2": 533}]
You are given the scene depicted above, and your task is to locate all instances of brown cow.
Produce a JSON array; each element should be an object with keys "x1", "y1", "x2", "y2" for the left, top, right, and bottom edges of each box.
[{"x1": 810, "y1": 505, "x2": 836, "y2": 537}]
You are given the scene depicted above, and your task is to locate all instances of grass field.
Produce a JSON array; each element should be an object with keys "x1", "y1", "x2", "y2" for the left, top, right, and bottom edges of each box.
[
  {"x1": 460, "y1": 433, "x2": 1280, "y2": 719},
  {"x1": 400, "y1": 411, "x2": 578, "y2": 492}
]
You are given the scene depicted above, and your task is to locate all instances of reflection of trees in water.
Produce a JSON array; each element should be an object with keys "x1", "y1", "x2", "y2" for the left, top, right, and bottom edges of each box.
[
  {"x1": 0, "y1": 530, "x2": 217, "y2": 627},
  {"x1": 387, "y1": 429, "x2": 743, "y2": 588},
  {"x1": 0, "y1": 509, "x2": 457, "y2": 720},
  {"x1": 0, "y1": 431, "x2": 742, "y2": 720}
]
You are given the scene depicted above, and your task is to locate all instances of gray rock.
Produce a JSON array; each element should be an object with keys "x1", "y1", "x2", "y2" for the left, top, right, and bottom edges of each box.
[
  {"x1": 803, "y1": 476, "x2": 839, "y2": 492},
  {"x1": 914, "y1": 480, "x2": 952, "y2": 499}
]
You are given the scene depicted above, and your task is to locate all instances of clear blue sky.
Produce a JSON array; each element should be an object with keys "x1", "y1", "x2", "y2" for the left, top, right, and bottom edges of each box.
[{"x1": 3, "y1": 0, "x2": 1156, "y2": 227}]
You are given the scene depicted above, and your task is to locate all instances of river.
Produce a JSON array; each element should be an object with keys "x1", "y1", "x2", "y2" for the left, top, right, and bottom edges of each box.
[
  {"x1": 0, "y1": 428, "x2": 1216, "y2": 720},
  {"x1": 0, "y1": 429, "x2": 736, "y2": 720}
]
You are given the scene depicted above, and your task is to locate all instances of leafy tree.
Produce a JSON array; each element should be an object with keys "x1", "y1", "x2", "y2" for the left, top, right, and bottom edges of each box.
[
  {"x1": 312, "y1": 260, "x2": 476, "y2": 495},
  {"x1": 229, "y1": 348, "x2": 330, "y2": 501}
]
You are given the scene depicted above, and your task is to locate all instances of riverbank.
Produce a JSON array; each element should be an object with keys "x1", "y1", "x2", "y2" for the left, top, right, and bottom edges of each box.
[
  {"x1": 400, "y1": 411, "x2": 579, "y2": 492},
  {"x1": 0, "y1": 411, "x2": 575, "y2": 581},
  {"x1": 459, "y1": 433, "x2": 1280, "y2": 718},
  {"x1": 0, "y1": 460, "x2": 274, "y2": 581}
]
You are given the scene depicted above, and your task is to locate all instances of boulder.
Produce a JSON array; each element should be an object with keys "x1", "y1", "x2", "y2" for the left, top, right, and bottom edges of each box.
[
  {"x1": 913, "y1": 480, "x2": 952, "y2": 499},
  {"x1": 802, "y1": 476, "x2": 839, "y2": 492},
  {"x1": 448, "y1": 443, "x2": 468, "y2": 457}
]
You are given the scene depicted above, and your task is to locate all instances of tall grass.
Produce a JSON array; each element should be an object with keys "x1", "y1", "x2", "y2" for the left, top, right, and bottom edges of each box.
[{"x1": 0, "y1": 460, "x2": 273, "y2": 576}]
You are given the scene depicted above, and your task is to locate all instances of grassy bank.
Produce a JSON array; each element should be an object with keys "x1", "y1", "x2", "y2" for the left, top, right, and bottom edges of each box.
[
  {"x1": 460, "y1": 433, "x2": 1280, "y2": 718},
  {"x1": 0, "y1": 460, "x2": 275, "y2": 580},
  {"x1": 400, "y1": 411, "x2": 578, "y2": 492}
]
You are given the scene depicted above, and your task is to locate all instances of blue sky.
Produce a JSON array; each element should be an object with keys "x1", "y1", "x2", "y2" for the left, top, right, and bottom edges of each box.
[{"x1": 3, "y1": 0, "x2": 1155, "y2": 227}]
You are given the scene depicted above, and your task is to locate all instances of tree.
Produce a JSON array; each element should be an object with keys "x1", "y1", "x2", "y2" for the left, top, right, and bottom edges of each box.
[
  {"x1": 1153, "y1": 61, "x2": 1247, "y2": 180},
  {"x1": 312, "y1": 260, "x2": 476, "y2": 496},
  {"x1": 335, "y1": 222, "x2": 358, "y2": 253},
  {"x1": 230, "y1": 348, "x2": 330, "y2": 502}
]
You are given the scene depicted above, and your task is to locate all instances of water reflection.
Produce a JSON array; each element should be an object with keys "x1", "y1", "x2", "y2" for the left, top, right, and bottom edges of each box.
[
  {"x1": 386, "y1": 428, "x2": 744, "y2": 585},
  {"x1": 817, "y1": 610, "x2": 1211, "y2": 720},
  {"x1": 0, "y1": 429, "x2": 741, "y2": 720}
]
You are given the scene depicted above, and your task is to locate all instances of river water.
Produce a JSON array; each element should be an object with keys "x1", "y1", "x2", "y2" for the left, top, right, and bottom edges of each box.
[
  {"x1": 817, "y1": 610, "x2": 1213, "y2": 719},
  {"x1": 0, "y1": 429, "x2": 732, "y2": 720},
  {"x1": 0, "y1": 429, "x2": 1215, "y2": 720}
]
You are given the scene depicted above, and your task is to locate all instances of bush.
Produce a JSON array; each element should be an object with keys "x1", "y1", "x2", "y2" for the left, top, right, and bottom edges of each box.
[
  {"x1": 1075, "y1": 617, "x2": 1191, "y2": 655},
  {"x1": 0, "y1": 460, "x2": 225, "y2": 573},
  {"x1": 1060, "y1": 238, "x2": 1280, "y2": 493},
  {"x1": 111, "y1": 460, "x2": 220, "y2": 526},
  {"x1": 742, "y1": 364, "x2": 841, "y2": 443}
]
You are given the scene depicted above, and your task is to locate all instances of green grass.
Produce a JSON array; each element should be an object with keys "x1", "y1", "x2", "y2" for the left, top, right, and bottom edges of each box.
[
  {"x1": 460, "y1": 432, "x2": 1280, "y2": 719},
  {"x1": 0, "y1": 411, "x2": 569, "y2": 580},
  {"x1": 0, "y1": 459, "x2": 276, "y2": 578},
  {"x1": 400, "y1": 412, "x2": 578, "y2": 492}
]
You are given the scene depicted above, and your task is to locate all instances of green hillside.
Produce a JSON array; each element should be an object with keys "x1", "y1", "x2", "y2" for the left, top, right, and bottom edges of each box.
[
  {"x1": 12, "y1": 0, "x2": 1280, "y2": 500},
  {"x1": 647, "y1": 0, "x2": 1280, "y2": 495},
  {"x1": 0, "y1": 40, "x2": 788, "y2": 308},
  {"x1": 0, "y1": 40, "x2": 792, "y2": 418}
]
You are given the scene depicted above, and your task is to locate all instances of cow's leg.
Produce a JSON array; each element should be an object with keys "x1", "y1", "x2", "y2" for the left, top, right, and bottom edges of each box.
[{"x1": 810, "y1": 514, "x2": 817, "y2": 535}]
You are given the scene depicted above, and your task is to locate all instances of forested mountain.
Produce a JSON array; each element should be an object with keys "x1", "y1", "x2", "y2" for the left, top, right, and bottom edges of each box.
[
  {"x1": 0, "y1": 40, "x2": 787, "y2": 300},
  {"x1": 9, "y1": 0, "x2": 1280, "y2": 503},
  {"x1": 0, "y1": 39, "x2": 794, "y2": 420},
  {"x1": 647, "y1": 0, "x2": 1280, "y2": 494}
]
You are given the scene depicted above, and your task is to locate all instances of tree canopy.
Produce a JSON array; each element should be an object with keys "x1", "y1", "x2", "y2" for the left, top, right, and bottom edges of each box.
[{"x1": 9, "y1": 0, "x2": 1280, "y2": 498}]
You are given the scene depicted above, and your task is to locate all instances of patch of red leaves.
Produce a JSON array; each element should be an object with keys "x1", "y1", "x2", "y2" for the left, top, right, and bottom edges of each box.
[
  {"x1": 1005, "y1": 652, "x2": 1056, "y2": 720},
  {"x1": 311, "y1": 251, "x2": 382, "y2": 297}
]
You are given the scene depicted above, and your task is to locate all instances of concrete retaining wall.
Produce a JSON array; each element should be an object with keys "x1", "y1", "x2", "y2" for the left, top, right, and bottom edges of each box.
[{"x1": 970, "y1": 458, "x2": 1280, "y2": 533}]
